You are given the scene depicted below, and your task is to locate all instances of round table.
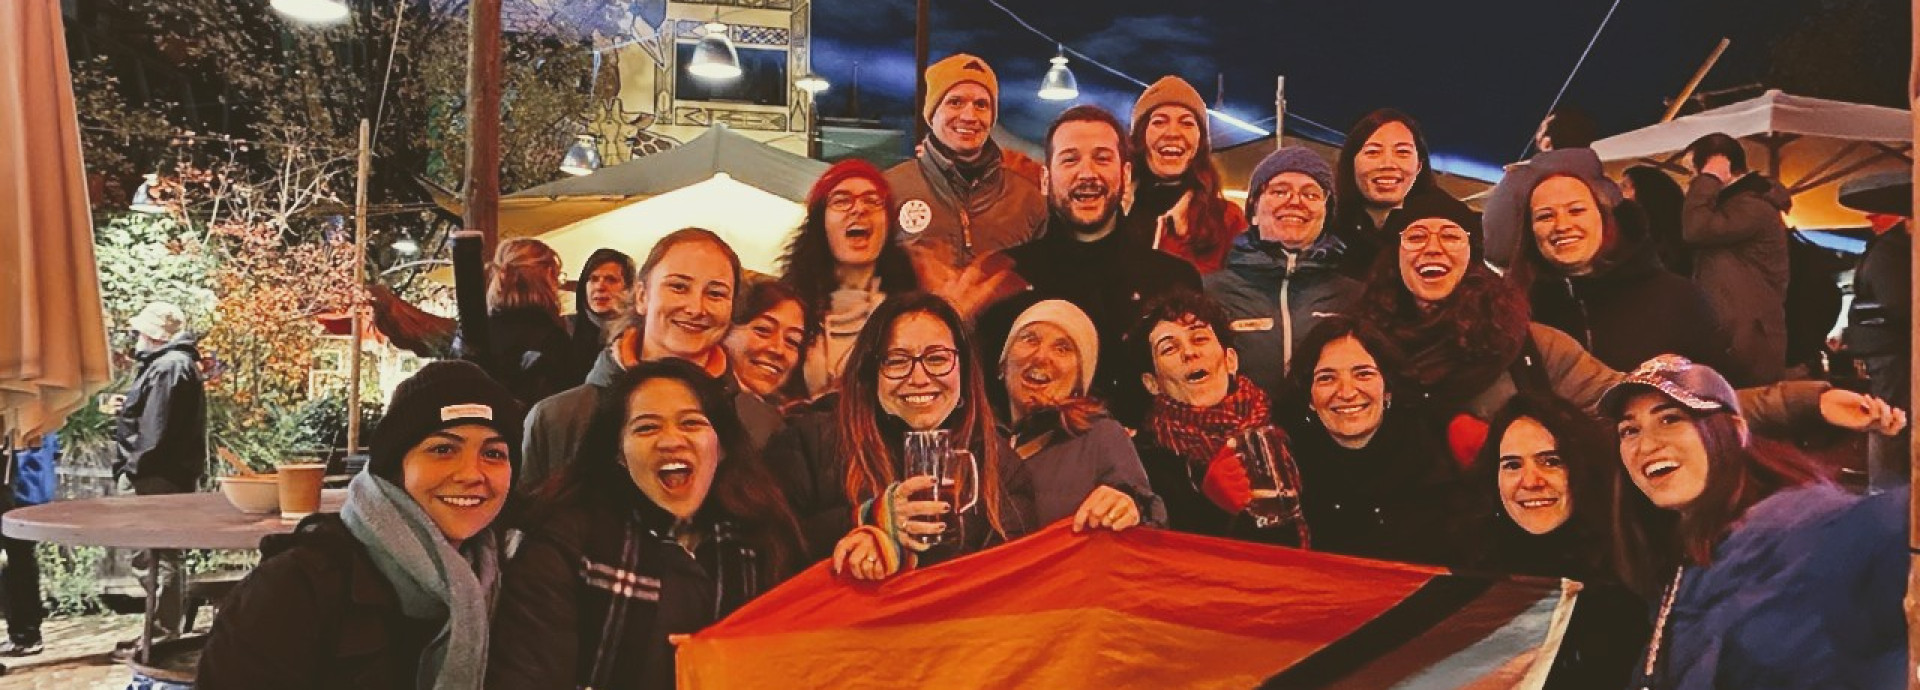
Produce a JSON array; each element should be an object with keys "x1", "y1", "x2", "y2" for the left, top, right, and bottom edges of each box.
[
  {"x1": 2, "y1": 489, "x2": 347, "y2": 550},
  {"x1": 2, "y1": 489, "x2": 348, "y2": 664}
]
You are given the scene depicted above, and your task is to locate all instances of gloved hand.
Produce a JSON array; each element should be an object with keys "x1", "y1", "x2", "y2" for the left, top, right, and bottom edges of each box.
[{"x1": 1201, "y1": 440, "x2": 1252, "y2": 515}]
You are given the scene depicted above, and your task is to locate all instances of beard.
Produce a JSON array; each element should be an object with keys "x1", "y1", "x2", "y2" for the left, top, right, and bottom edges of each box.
[{"x1": 1048, "y1": 181, "x2": 1123, "y2": 236}]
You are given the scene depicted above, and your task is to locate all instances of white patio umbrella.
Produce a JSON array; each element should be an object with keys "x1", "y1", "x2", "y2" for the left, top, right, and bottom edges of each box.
[
  {"x1": 0, "y1": 0, "x2": 113, "y2": 442},
  {"x1": 530, "y1": 172, "x2": 805, "y2": 282}
]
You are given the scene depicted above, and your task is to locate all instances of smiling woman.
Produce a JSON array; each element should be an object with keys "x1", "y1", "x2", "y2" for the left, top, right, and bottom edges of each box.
[
  {"x1": 489, "y1": 360, "x2": 805, "y2": 690},
  {"x1": 780, "y1": 159, "x2": 921, "y2": 399}
]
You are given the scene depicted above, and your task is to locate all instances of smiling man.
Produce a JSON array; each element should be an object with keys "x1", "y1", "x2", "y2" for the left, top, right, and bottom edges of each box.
[
  {"x1": 1202, "y1": 146, "x2": 1361, "y2": 404},
  {"x1": 884, "y1": 53, "x2": 1046, "y2": 268},
  {"x1": 984, "y1": 104, "x2": 1202, "y2": 426}
]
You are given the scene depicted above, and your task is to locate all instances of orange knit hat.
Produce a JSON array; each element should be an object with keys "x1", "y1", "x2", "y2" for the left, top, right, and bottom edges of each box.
[{"x1": 922, "y1": 53, "x2": 999, "y2": 122}]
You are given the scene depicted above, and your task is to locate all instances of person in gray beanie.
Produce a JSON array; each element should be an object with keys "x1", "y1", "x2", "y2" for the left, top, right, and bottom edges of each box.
[
  {"x1": 1203, "y1": 146, "x2": 1361, "y2": 403},
  {"x1": 199, "y1": 360, "x2": 523, "y2": 689}
]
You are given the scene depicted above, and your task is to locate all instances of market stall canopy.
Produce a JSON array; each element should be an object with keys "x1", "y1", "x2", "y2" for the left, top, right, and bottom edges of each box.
[
  {"x1": 0, "y1": 0, "x2": 113, "y2": 441},
  {"x1": 427, "y1": 123, "x2": 828, "y2": 239},
  {"x1": 1591, "y1": 90, "x2": 1913, "y2": 229},
  {"x1": 430, "y1": 172, "x2": 805, "y2": 285}
]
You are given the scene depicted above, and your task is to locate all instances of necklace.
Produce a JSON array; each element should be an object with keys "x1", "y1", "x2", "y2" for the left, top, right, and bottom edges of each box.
[{"x1": 1639, "y1": 566, "x2": 1686, "y2": 689}]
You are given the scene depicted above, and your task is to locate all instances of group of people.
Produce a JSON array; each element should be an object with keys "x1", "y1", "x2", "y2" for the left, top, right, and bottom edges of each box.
[{"x1": 187, "y1": 53, "x2": 1911, "y2": 690}]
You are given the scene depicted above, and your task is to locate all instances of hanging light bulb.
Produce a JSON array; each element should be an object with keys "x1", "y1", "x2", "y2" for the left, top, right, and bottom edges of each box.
[
  {"x1": 129, "y1": 174, "x2": 167, "y2": 214},
  {"x1": 1037, "y1": 46, "x2": 1079, "y2": 101},
  {"x1": 687, "y1": 20, "x2": 743, "y2": 80},
  {"x1": 559, "y1": 135, "x2": 603, "y2": 176},
  {"x1": 270, "y1": 0, "x2": 350, "y2": 24},
  {"x1": 795, "y1": 73, "x2": 830, "y2": 94}
]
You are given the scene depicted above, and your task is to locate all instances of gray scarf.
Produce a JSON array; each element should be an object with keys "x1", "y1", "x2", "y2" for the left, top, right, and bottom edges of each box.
[{"x1": 341, "y1": 472, "x2": 500, "y2": 690}]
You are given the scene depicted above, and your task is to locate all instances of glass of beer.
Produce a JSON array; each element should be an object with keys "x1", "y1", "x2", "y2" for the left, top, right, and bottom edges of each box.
[{"x1": 1234, "y1": 426, "x2": 1303, "y2": 529}]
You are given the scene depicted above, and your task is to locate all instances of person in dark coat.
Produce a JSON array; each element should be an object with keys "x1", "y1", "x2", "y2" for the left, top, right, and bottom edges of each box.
[
  {"x1": 198, "y1": 361, "x2": 521, "y2": 689},
  {"x1": 567, "y1": 247, "x2": 634, "y2": 386},
  {"x1": 764, "y1": 293, "x2": 1033, "y2": 577},
  {"x1": 993, "y1": 300, "x2": 1163, "y2": 530},
  {"x1": 1601, "y1": 355, "x2": 1908, "y2": 690},
  {"x1": 1464, "y1": 394, "x2": 1654, "y2": 690},
  {"x1": 1842, "y1": 177, "x2": 1912, "y2": 491},
  {"x1": 981, "y1": 105, "x2": 1202, "y2": 427},
  {"x1": 1118, "y1": 76, "x2": 1246, "y2": 274},
  {"x1": 0, "y1": 434, "x2": 55, "y2": 658},
  {"x1": 1203, "y1": 146, "x2": 1362, "y2": 404},
  {"x1": 1492, "y1": 152, "x2": 1736, "y2": 375},
  {"x1": 459, "y1": 238, "x2": 577, "y2": 406},
  {"x1": 113, "y1": 302, "x2": 205, "y2": 649},
  {"x1": 1680, "y1": 133, "x2": 1792, "y2": 385},
  {"x1": 487, "y1": 360, "x2": 804, "y2": 690},
  {"x1": 1623, "y1": 165, "x2": 1691, "y2": 276},
  {"x1": 1327, "y1": 109, "x2": 1441, "y2": 277}
]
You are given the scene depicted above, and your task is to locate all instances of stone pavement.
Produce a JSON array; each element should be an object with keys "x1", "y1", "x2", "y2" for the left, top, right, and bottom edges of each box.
[{"x1": 0, "y1": 613, "x2": 148, "y2": 689}]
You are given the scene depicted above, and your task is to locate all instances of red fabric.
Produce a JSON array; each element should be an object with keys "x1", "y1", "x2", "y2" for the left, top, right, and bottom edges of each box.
[
  {"x1": 680, "y1": 522, "x2": 1446, "y2": 688},
  {"x1": 1447, "y1": 414, "x2": 1490, "y2": 470},
  {"x1": 806, "y1": 159, "x2": 890, "y2": 209},
  {"x1": 1201, "y1": 441, "x2": 1252, "y2": 514},
  {"x1": 1142, "y1": 375, "x2": 1271, "y2": 470}
]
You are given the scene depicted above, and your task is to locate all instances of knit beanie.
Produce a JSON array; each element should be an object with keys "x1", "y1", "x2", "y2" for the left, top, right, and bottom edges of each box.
[
  {"x1": 807, "y1": 158, "x2": 891, "y2": 211},
  {"x1": 368, "y1": 360, "x2": 526, "y2": 487},
  {"x1": 1131, "y1": 76, "x2": 1208, "y2": 136},
  {"x1": 1245, "y1": 146, "x2": 1336, "y2": 220},
  {"x1": 922, "y1": 53, "x2": 998, "y2": 123},
  {"x1": 1382, "y1": 188, "x2": 1485, "y2": 263},
  {"x1": 1000, "y1": 300, "x2": 1100, "y2": 396}
]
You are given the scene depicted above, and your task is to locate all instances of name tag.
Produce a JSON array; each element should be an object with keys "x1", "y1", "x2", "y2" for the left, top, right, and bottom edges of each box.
[{"x1": 1229, "y1": 318, "x2": 1274, "y2": 332}]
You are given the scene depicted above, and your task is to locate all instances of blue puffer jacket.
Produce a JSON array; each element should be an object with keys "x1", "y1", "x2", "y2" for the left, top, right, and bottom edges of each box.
[
  {"x1": 1633, "y1": 483, "x2": 1907, "y2": 690},
  {"x1": 1201, "y1": 229, "x2": 1361, "y2": 403}
]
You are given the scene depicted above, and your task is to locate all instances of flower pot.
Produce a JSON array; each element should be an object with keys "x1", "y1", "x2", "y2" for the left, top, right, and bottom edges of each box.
[{"x1": 215, "y1": 475, "x2": 279, "y2": 514}]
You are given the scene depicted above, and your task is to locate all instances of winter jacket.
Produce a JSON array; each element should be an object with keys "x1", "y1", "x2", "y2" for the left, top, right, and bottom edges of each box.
[
  {"x1": 1454, "y1": 324, "x2": 1832, "y2": 440},
  {"x1": 1004, "y1": 416, "x2": 1166, "y2": 532},
  {"x1": 884, "y1": 138, "x2": 1046, "y2": 267},
  {"x1": 1844, "y1": 223, "x2": 1910, "y2": 357},
  {"x1": 521, "y1": 348, "x2": 784, "y2": 490},
  {"x1": 197, "y1": 514, "x2": 441, "y2": 689},
  {"x1": 1524, "y1": 219, "x2": 1735, "y2": 376},
  {"x1": 1278, "y1": 408, "x2": 1468, "y2": 565},
  {"x1": 763, "y1": 405, "x2": 1032, "y2": 564},
  {"x1": 1631, "y1": 484, "x2": 1906, "y2": 690},
  {"x1": 1135, "y1": 439, "x2": 1235, "y2": 538},
  {"x1": 1118, "y1": 179, "x2": 1246, "y2": 275},
  {"x1": 1202, "y1": 229, "x2": 1362, "y2": 403},
  {"x1": 487, "y1": 496, "x2": 777, "y2": 690},
  {"x1": 981, "y1": 228, "x2": 1203, "y2": 425},
  {"x1": 1682, "y1": 173, "x2": 1791, "y2": 384},
  {"x1": 458, "y1": 306, "x2": 577, "y2": 408},
  {"x1": 800, "y1": 286, "x2": 885, "y2": 397},
  {"x1": 113, "y1": 334, "x2": 205, "y2": 487}
]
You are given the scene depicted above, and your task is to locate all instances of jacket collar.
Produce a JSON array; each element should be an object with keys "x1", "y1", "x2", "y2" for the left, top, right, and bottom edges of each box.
[{"x1": 1225, "y1": 227, "x2": 1346, "y2": 277}]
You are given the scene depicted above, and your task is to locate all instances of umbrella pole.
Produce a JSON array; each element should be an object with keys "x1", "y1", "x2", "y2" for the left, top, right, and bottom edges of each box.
[
  {"x1": 913, "y1": 0, "x2": 928, "y2": 144},
  {"x1": 347, "y1": 119, "x2": 370, "y2": 455},
  {"x1": 1908, "y1": 7, "x2": 1918, "y2": 687},
  {"x1": 455, "y1": 0, "x2": 502, "y2": 362},
  {"x1": 1660, "y1": 38, "x2": 1729, "y2": 123}
]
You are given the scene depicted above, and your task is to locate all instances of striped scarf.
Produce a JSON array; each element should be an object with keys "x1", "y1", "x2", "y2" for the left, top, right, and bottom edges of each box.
[{"x1": 1143, "y1": 375, "x2": 1272, "y2": 470}]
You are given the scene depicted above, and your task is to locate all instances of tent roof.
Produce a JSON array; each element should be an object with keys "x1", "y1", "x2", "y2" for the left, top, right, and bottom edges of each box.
[
  {"x1": 509, "y1": 123, "x2": 829, "y2": 202},
  {"x1": 1591, "y1": 90, "x2": 1912, "y2": 162}
]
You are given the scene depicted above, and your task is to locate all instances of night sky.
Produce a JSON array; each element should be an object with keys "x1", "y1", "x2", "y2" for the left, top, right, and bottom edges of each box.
[{"x1": 809, "y1": 0, "x2": 1911, "y2": 178}]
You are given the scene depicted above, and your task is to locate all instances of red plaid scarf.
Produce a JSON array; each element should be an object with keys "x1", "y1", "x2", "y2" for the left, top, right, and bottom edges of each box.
[{"x1": 1143, "y1": 375, "x2": 1272, "y2": 469}]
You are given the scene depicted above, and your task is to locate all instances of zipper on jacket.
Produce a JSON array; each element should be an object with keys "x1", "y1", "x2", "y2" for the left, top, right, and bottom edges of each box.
[
  {"x1": 1280, "y1": 251, "x2": 1298, "y2": 369},
  {"x1": 1563, "y1": 278, "x2": 1595, "y2": 349},
  {"x1": 960, "y1": 208, "x2": 974, "y2": 260}
]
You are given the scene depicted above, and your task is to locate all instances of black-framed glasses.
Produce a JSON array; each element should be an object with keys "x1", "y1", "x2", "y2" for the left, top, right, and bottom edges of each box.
[
  {"x1": 827, "y1": 191, "x2": 886, "y2": 213},
  {"x1": 880, "y1": 347, "x2": 959, "y2": 380}
]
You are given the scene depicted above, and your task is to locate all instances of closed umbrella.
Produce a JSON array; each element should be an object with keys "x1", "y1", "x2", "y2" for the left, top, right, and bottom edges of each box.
[{"x1": 0, "y1": 0, "x2": 114, "y2": 442}]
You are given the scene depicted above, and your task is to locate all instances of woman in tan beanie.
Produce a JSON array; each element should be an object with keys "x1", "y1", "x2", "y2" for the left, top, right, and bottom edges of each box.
[{"x1": 1119, "y1": 76, "x2": 1245, "y2": 275}]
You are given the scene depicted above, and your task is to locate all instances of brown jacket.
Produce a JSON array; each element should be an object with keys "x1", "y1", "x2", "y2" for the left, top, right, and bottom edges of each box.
[{"x1": 884, "y1": 139, "x2": 1046, "y2": 267}]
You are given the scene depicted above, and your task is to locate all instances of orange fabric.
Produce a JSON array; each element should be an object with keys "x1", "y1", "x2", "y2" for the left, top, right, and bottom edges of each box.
[{"x1": 680, "y1": 522, "x2": 1445, "y2": 688}]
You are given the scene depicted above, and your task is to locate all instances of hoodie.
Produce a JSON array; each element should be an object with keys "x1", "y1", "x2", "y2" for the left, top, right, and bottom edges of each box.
[
  {"x1": 1201, "y1": 229, "x2": 1361, "y2": 403},
  {"x1": 1682, "y1": 172, "x2": 1792, "y2": 384},
  {"x1": 114, "y1": 333, "x2": 206, "y2": 485},
  {"x1": 568, "y1": 248, "x2": 635, "y2": 385}
]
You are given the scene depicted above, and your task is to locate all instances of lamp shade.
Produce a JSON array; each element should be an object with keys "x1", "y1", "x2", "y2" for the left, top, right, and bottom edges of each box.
[
  {"x1": 687, "y1": 22, "x2": 742, "y2": 80},
  {"x1": 559, "y1": 135, "x2": 602, "y2": 176},
  {"x1": 1038, "y1": 54, "x2": 1078, "y2": 101},
  {"x1": 270, "y1": 0, "x2": 350, "y2": 24},
  {"x1": 795, "y1": 73, "x2": 830, "y2": 94}
]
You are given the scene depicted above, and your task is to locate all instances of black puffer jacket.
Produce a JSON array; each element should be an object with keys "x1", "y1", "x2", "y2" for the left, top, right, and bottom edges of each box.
[
  {"x1": 198, "y1": 515, "x2": 439, "y2": 689},
  {"x1": 1278, "y1": 408, "x2": 1468, "y2": 566},
  {"x1": 114, "y1": 334, "x2": 205, "y2": 487},
  {"x1": 1524, "y1": 206, "x2": 1736, "y2": 376}
]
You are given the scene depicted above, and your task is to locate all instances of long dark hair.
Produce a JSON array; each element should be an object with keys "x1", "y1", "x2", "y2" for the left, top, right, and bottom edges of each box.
[
  {"x1": 1357, "y1": 248, "x2": 1530, "y2": 366},
  {"x1": 1669, "y1": 412, "x2": 1828, "y2": 566},
  {"x1": 1332, "y1": 108, "x2": 1439, "y2": 232},
  {"x1": 1129, "y1": 104, "x2": 1236, "y2": 261},
  {"x1": 536, "y1": 359, "x2": 806, "y2": 578},
  {"x1": 778, "y1": 160, "x2": 918, "y2": 336},
  {"x1": 1506, "y1": 172, "x2": 1626, "y2": 287},
  {"x1": 835, "y1": 292, "x2": 1006, "y2": 535},
  {"x1": 1469, "y1": 393, "x2": 1623, "y2": 579},
  {"x1": 1624, "y1": 165, "x2": 1688, "y2": 273}
]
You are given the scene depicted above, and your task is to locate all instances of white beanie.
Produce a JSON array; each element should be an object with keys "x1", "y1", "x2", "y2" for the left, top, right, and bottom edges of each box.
[{"x1": 1000, "y1": 300, "x2": 1099, "y2": 395}]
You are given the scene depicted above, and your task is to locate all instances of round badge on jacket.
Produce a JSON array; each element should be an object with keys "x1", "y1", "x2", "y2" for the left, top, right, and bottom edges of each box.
[{"x1": 899, "y1": 199, "x2": 933, "y2": 235}]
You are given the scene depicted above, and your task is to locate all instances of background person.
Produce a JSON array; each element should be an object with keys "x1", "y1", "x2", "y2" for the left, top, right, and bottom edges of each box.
[
  {"x1": 567, "y1": 248, "x2": 635, "y2": 386},
  {"x1": 461, "y1": 237, "x2": 576, "y2": 406},
  {"x1": 780, "y1": 159, "x2": 920, "y2": 399},
  {"x1": 112, "y1": 301, "x2": 204, "y2": 656},
  {"x1": 1680, "y1": 133, "x2": 1791, "y2": 385}
]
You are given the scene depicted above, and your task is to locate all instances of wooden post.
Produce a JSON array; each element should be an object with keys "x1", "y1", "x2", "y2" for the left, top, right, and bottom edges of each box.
[
  {"x1": 1906, "y1": 4, "x2": 1918, "y2": 686},
  {"x1": 913, "y1": 0, "x2": 930, "y2": 144},
  {"x1": 1661, "y1": 38, "x2": 1730, "y2": 123},
  {"x1": 346, "y1": 118, "x2": 370, "y2": 455},
  {"x1": 1274, "y1": 76, "x2": 1286, "y2": 150},
  {"x1": 455, "y1": 0, "x2": 503, "y2": 362}
]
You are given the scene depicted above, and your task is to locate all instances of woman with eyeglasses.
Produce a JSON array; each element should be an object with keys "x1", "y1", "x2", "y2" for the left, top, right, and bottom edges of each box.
[
  {"x1": 763, "y1": 293, "x2": 1035, "y2": 579},
  {"x1": 779, "y1": 160, "x2": 921, "y2": 401},
  {"x1": 1351, "y1": 188, "x2": 1900, "y2": 444}
]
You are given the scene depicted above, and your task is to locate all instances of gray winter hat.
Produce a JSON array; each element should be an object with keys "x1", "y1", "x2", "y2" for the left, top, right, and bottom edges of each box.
[{"x1": 1245, "y1": 146, "x2": 1335, "y2": 219}]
